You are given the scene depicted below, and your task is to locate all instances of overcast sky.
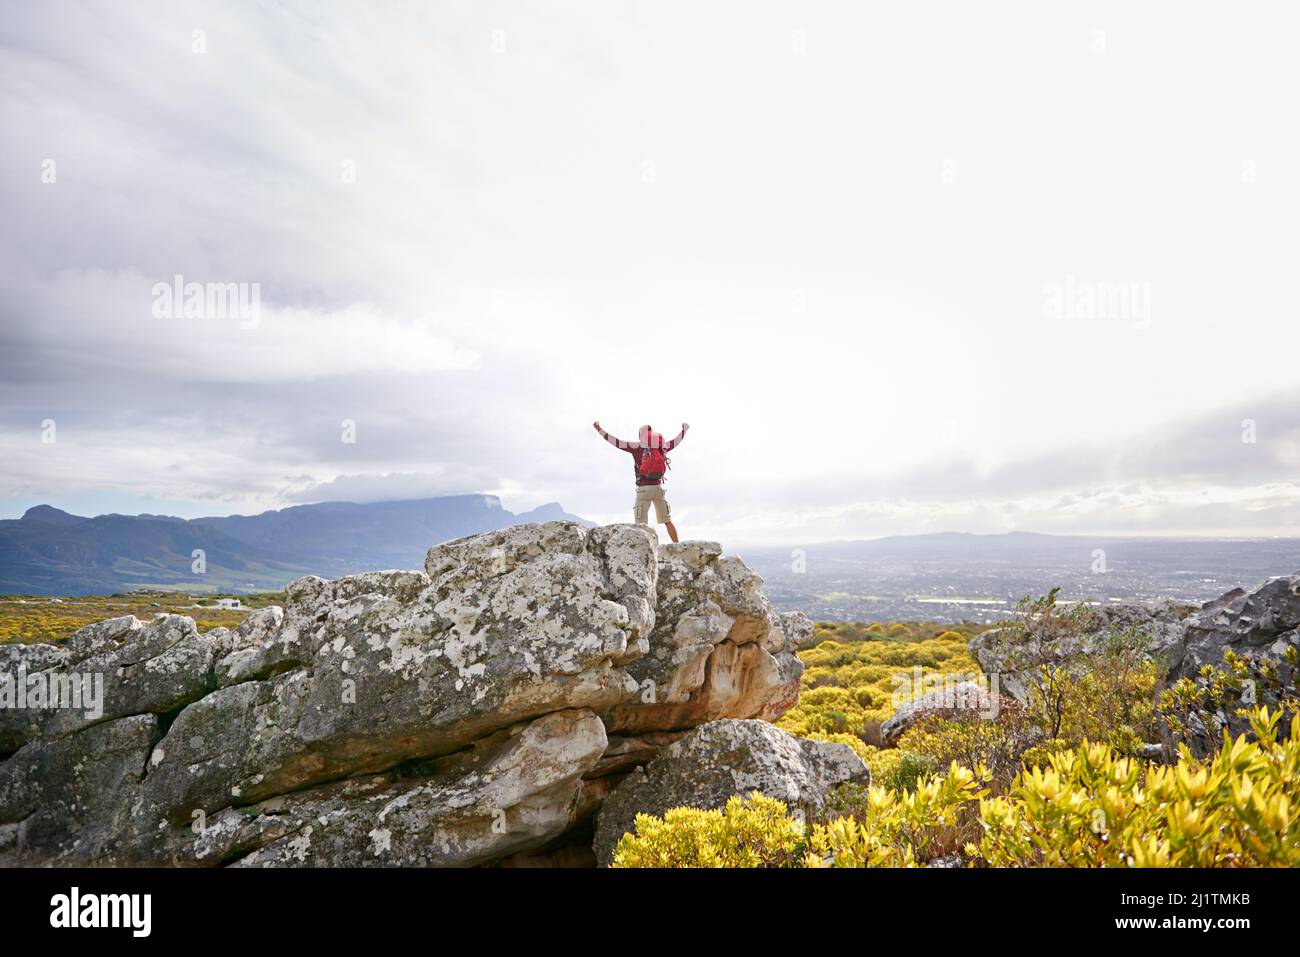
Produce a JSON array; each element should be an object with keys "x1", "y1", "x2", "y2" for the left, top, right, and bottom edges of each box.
[{"x1": 3, "y1": 2, "x2": 1299, "y2": 545}]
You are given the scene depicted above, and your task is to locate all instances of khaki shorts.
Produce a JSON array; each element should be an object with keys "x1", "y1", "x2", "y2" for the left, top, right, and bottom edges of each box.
[{"x1": 633, "y1": 485, "x2": 671, "y2": 524}]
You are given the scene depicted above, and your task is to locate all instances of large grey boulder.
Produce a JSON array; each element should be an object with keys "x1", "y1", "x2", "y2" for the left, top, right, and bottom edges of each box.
[
  {"x1": 604, "y1": 541, "x2": 808, "y2": 734},
  {"x1": 969, "y1": 599, "x2": 1192, "y2": 705},
  {"x1": 164, "y1": 708, "x2": 608, "y2": 868},
  {"x1": 141, "y1": 523, "x2": 655, "y2": 821},
  {"x1": 0, "y1": 522, "x2": 810, "y2": 867},
  {"x1": 592, "y1": 718, "x2": 869, "y2": 867},
  {"x1": 1181, "y1": 574, "x2": 1300, "y2": 674},
  {"x1": 0, "y1": 714, "x2": 158, "y2": 865},
  {"x1": 0, "y1": 642, "x2": 72, "y2": 752},
  {"x1": 968, "y1": 575, "x2": 1300, "y2": 722},
  {"x1": 879, "y1": 679, "x2": 1001, "y2": 746},
  {"x1": 0, "y1": 614, "x2": 217, "y2": 749}
]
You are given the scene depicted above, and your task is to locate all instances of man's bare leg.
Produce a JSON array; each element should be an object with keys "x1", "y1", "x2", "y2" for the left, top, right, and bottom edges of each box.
[{"x1": 665, "y1": 521, "x2": 680, "y2": 544}]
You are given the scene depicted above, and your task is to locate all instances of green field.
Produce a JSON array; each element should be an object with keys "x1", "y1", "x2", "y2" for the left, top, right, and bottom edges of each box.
[{"x1": 775, "y1": 619, "x2": 990, "y2": 751}]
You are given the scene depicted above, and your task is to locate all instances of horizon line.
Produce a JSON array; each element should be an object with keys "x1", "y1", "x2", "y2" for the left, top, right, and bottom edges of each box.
[{"x1": 9, "y1": 498, "x2": 1300, "y2": 547}]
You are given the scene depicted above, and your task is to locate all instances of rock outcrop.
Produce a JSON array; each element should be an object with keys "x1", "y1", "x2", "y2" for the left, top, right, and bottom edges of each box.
[
  {"x1": 1180, "y1": 574, "x2": 1300, "y2": 676},
  {"x1": 593, "y1": 718, "x2": 869, "y2": 866},
  {"x1": 968, "y1": 601, "x2": 1190, "y2": 705},
  {"x1": 0, "y1": 522, "x2": 816, "y2": 867},
  {"x1": 879, "y1": 679, "x2": 1002, "y2": 747},
  {"x1": 968, "y1": 574, "x2": 1300, "y2": 747}
]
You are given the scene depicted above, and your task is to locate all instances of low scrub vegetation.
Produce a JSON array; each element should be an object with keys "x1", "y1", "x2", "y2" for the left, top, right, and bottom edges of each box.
[
  {"x1": 0, "y1": 591, "x2": 280, "y2": 644},
  {"x1": 620, "y1": 591, "x2": 1300, "y2": 868},
  {"x1": 613, "y1": 708, "x2": 1300, "y2": 868},
  {"x1": 776, "y1": 620, "x2": 985, "y2": 749}
]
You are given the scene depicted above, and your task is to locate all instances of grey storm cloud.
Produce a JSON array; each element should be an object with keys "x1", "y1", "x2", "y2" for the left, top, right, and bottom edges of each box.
[
  {"x1": 760, "y1": 390, "x2": 1300, "y2": 511},
  {"x1": 0, "y1": 0, "x2": 591, "y2": 518},
  {"x1": 283, "y1": 468, "x2": 503, "y2": 504}
]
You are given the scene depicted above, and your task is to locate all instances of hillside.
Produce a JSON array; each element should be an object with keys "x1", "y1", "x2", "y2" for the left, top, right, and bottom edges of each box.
[
  {"x1": 0, "y1": 496, "x2": 591, "y2": 595},
  {"x1": 0, "y1": 508, "x2": 304, "y2": 595}
]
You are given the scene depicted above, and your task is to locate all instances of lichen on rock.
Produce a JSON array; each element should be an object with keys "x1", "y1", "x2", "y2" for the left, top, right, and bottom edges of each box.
[{"x1": 0, "y1": 521, "x2": 819, "y2": 867}]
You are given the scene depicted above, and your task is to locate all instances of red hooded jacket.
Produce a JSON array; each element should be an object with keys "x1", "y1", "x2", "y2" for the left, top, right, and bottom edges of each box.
[{"x1": 597, "y1": 424, "x2": 687, "y2": 486}]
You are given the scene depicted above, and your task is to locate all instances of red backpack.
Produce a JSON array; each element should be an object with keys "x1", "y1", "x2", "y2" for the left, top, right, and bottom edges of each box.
[{"x1": 638, "y1": 434, "x2": 669, "y2": 481}]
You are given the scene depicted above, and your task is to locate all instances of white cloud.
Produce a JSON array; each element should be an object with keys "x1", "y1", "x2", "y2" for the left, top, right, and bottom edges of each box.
[
  {"x1": 6, "y1": 270, "x2": 478, "y2": 382},
  {"x1": 284, "y1": 469, "x2": 501, "y2": 504},
  {"x1": 2, "y1": 2, "x2": 1298, "y2": 542}
]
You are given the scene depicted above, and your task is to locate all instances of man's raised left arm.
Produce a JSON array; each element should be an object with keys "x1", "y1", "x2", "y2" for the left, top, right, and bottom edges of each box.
[
  {"x1": 594, "y1": 421, "x2": 634, "y2": 449},
  {"x1": 664, "y1": 422, "x2": 689, "y2": 451}
]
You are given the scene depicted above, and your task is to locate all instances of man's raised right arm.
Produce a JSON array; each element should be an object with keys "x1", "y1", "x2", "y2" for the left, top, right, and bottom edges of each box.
[{"x1": 593, "y1": 421, "x2": 632, "y2": 449}]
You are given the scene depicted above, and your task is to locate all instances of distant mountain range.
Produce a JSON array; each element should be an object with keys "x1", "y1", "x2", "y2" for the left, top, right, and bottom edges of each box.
[
  {"x1": 0, "y1": 497, "x2": 591, "y2": 595},
  {"x1": 7, "y1": 506, "x2": 1299, "y2": 617}
]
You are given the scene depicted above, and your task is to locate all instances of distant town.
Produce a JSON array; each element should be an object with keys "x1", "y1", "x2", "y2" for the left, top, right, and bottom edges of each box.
[{"x1": 741, "y1": 534, "x2": 1300, "y2": 623}]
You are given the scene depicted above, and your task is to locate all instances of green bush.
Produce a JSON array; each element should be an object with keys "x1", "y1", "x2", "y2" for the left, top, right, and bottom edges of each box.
[
  {"x1": 895, "y1": 704, "x2": 1033, "y2": 791},
  {"x1": 614, "y1": 709, "x2": 1300, "y2": 868},
  {"x1": 777, "y1": 627, "x2": 983, "y2": 740},
  {"x1": 611, "y1": 793, "x2": 805, "y2": 868}
]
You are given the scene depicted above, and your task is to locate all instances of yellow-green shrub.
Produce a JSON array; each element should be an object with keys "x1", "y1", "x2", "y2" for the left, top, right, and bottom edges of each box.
[
  {"x1": 0, "y1": 592, "x2": 282, "y2": 644},
  {"x1": 614, "y1": 709, "x2": 1300, "y2": 868},
  {"x1": 1027, "y1": 634, "x2": 1160, "y2": 750},
  {"x1": 610, "y1": 793, "x2": 804, "y2": 868},
  {"x1": 896, "y1": 710, "x2": 1030, "y2": 790},
  {"x1": 806, "y1": 764, "x2": 988, "y2": 867},
  {"x1": 1158, "y1": 647, "x2": 1299, "y2": 755},
  {"x1": 1019, "y1": 737, "x2": 1074, "y2": 769},
  {"x1": 980, "y1": 708, "x2": 1300, "y2": 867},
  {"x1": 777, "y1": 628, "x2": 982, "y2": 740}
]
